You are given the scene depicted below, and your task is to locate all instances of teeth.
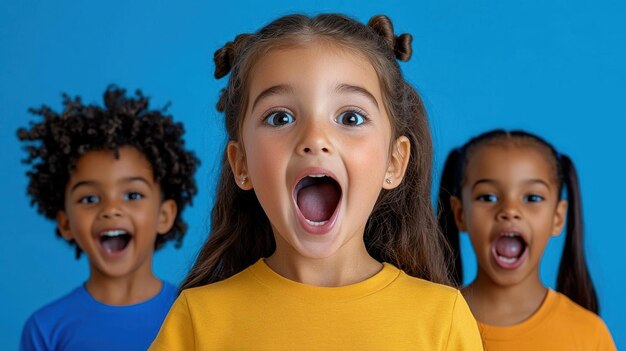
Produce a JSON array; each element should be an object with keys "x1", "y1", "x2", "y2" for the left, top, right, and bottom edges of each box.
[
  {"x1": 497, "y1": 255, "x2": 517, "y2": 264},
  {"x1": 307, "y1": 174, "x2": 327, "y2": 178},
  {"x1": 100, "y1": 230, "x2": 128, "y2": 237},
  {"x1": 305, "y1": 219, "x2": 328, "y2": 226},
  {"x1": 503, "y1": 232, "x2": 519, "y2": 237}
]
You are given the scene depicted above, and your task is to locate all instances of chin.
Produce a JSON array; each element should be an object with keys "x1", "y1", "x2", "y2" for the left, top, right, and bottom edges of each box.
[{"x1": 291, "y1": 236, "x2": 345, "y2": 260}]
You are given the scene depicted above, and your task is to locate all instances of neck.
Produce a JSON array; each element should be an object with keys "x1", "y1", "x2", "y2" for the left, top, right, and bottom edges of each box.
[
  {"x1": 265, "y1": 235, "x2": 382, "y2": 287},
  {"x1": 462, "y1": 269, "x2": 547, "y2": 326},
  {"x1": 86, "y1": 263, "x2": 162, "y2": 306}
]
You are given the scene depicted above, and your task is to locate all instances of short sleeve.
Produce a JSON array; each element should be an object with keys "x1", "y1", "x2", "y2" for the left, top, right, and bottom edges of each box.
[
  {"x1": 444, "y1": 291, "x2": 484, "y2": 351},
  {"x1": 19, "y1": 315, "x2": 48, "y2": 351},
  {"x1": 594, "y1": 319, "x2": 617, "y2": 351},
  {"x1": 149, "y1": 291, "x2": 196, "y2": 351}
]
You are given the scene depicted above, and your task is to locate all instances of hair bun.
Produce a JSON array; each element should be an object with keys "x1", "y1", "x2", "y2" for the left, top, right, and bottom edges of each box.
[
  {"x1": 214, "y1": 42, "x2": 235, "y2": 79},
  {"x1": 394, "y1": 33, "x2": 412, "y2": 62},
  {"x1": 213, "y1": 34, "x2": 253, "y2": 79},
  {"x1": 367, "y1": 15, "x2": 412, "y2": 62}
]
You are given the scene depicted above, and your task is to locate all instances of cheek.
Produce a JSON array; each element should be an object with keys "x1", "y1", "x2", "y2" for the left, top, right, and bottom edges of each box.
[
  {"x1": 70, "y1": 209, "x2": 92, "y2": 229},
  {"x1": 246, "y1": 149, "x2": 284, "y2": 185},
  {"x1": 462, "y1": 200, "x2": 484, "y2": 227},
  {"x1": 346, "y1": 134, "x2": 389, "y2": 167}
]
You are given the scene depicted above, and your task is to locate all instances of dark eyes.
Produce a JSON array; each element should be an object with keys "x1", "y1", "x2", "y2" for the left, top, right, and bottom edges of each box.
[
  {"x1": 78, "y1": 192, "x2": 144, "y2": 204},
  {"x1": 123, "y1": 192, "x2": 144, "y2": 201},
  {"x1": 264, "y1": 111, "x2": 294, "y2": 126},
  {"x1": 524, "y1": 194, "x2": 544, "y2": 203},
  {"x1": 263, "y1": 110, "x2": 367, "y2": 126},
  {"x1": 79, "y1": 195, "x2": 100, "y2": 204},
  {"x1": 476, "y1": 194, "x2": 498, "y2": 202},
  {"x1": 475, "y1": 194, "x2": 545, "y2": 203},
  {"x1": 336, "y1": 111, "x2": 366, "y2": 126}
]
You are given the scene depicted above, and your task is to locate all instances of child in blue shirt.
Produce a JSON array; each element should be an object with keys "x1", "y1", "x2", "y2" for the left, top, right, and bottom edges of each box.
[{"x1": 17, "y1": 86, "x2": 200, "y2": 351}]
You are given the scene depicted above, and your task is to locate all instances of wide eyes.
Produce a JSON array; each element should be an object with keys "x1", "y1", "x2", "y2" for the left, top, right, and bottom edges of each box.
[
  {"x1": 336, "y1": 111, "x2": 366, "y2": 126},
  {"x1": 264, "y1": 111, "x2": 295, "y2": 126},
  {"x1": 263, "y1": 110, "x2": 367, "y2": 126}
]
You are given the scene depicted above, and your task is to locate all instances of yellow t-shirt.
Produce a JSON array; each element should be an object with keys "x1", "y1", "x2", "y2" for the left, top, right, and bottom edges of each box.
[
  {"x1": 150, "y1": 259, "x2": 483, "y2": 350},
  {"x1": 478, "y1": 289, "x2": 616, "y2": 351}
]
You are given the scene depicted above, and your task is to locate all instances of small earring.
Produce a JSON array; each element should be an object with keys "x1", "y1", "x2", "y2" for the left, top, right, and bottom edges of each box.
[
  {"x1": 241, "y1": 176, "x2": 247, "y2": 186},
  {"x1": 385, "y1": 178, "x2": 393, "y2": 184}
]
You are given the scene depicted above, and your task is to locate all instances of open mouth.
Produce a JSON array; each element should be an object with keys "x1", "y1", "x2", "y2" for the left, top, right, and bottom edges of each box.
[
  {"x1": 99, "y1": 229, "x2": 132, "y2": 253},
  {"x1": 294, "y1": 174, "x2": 342, "y2": 226},
  {"x1": 492, "y1": 231, "x2": 528, "y2": 269}
]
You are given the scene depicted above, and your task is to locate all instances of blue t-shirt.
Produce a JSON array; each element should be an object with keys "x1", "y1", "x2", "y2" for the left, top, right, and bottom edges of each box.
[{"x1": 19, "y1": 281, "x2": 177, "y2": 351}]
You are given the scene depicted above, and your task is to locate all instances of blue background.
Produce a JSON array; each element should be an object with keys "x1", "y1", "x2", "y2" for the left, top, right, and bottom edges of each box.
[{"x1": 1, "y1": 0, "x2": 624, "y2": 349}]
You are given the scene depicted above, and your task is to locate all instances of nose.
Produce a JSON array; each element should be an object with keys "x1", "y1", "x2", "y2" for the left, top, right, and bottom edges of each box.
[
  {"x1": 496, "y1": 199, "x2": 522, "y2": 221},
  {"x1": 296, "y1": 119, "x2": 333, "y2": 156},
  {"x1": 98, "y1": 199, "x2": 123, "y2": 220}
]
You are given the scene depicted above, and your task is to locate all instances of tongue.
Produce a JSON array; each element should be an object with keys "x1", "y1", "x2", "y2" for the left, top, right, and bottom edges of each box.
[
  {"x1": 101, "y1": 236, "x2": 130, "y2": 253},
  {"x1": 297, "y1": 182, "x2": 339, "y2": 222},
  {"x1": 495, "y1": 236, "x2": 525, "y2": 258}
]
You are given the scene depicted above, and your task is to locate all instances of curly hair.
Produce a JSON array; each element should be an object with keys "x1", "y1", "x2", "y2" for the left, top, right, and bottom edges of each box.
[{"x1": 17, "y1": 86, "x2": 200, "y2": 256}]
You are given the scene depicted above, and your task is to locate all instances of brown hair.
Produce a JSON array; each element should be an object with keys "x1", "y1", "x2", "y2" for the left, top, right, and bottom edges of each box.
[
  {"x1": 181, "y1": 13, "x2": 451, "y2": 290},
  {"x1": 437, "y1": 129, "x2": 599, "y2": 313}
]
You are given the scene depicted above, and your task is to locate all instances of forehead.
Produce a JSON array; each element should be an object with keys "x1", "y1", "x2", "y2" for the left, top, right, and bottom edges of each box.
[
  {"x1": 464, "y1": 144, "x2": 557, "y2": 185},
  {"x1": 71, "y1": 147, "x2": 154, "y2": 181},
  {"x1": 246, "y1": 40, "x2": 382, "y2": 104}
]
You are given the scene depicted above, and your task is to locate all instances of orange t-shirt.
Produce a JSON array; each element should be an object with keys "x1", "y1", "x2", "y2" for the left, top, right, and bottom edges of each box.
[{"x1": 478, "y1": 289, "x2": 616, "y2": 351}]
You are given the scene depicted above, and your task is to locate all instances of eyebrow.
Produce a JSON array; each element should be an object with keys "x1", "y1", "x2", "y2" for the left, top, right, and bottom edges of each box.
[
  {"x1": 70, "y1": 177, "x2": 152, "y2": 193},
  {"x1": 250, "y1": 83, "x2": 380, "y2": 112},
  {"x1": 334, "y1": 83, "x2": 379, "y2": 109},
  {"x1": 471, "y1": 178, "x2": 552, "y2": 191},
  {"x1": 251, "y1": 85, "x2": 296, "y2": 111}
]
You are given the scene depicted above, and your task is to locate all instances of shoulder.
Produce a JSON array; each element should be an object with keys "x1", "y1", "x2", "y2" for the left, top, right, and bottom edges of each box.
[
  {"x1": 25, "y1": 286, "x2": 86, "y2": 325},
  {"x1": 180, "y1": 267, "x2": 258, "y2": 305},
  {"x1": 386, "y1": 267, "x2": 476, "y2": 323},
  {"x1": 20, "y1": 286, "x2": 86, "y2": 349},
  {"x1": 390, "y1": 269, "x2": 482, "y2": 349},
  {"x1": 391, "y1": 268, "x2": 478, "y2": 323},
  {"x1": 391, "y1": 268, "x2": 460, "y2": 304},
  {"x1": 552, "y1": 292, "x2": 613, "y2": 334},
  {"x1": 159, "y1": 281, "x2": 178, "y2": 303},
  {"x1": 544, "y1": 291, "x2": 616, "y2": 348}
]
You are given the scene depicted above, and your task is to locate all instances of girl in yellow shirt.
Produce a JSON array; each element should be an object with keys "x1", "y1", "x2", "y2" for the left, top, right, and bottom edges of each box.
[
  {"x1": 150, "y1": 13, "x2": 483, "y2": 350},
  {"x1": 438, "y1": 129, "x2": 616, "y2": 350}
]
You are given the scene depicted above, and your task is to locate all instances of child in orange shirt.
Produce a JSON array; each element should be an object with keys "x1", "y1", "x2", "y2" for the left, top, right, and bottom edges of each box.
[{"x1": 438, "y1": 129, "x2": 616, "y2": 350}]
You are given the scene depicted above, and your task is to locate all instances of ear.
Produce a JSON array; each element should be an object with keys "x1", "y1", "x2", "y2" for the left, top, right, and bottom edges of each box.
[
  {"x1": 56, "y1": 210, "x2": 74, "y2": 241},
  {"x1": 227, "y1": 141, "x2": 252, "y2": 190},
  {"x1": 551, "y1": 200, "x2": 568, "y2": 236},
  {"x1": 450, "y1": 196, "x2": 468, "y2": 232},
  {"x1": 382, "y1": 136, "x2": 410, "y2": 189},
  {"x1": 157, "y1": 199, "x2": 178, "y2": 235}
]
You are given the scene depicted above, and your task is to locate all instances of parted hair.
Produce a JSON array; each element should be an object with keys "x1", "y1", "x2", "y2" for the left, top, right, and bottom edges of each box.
[
  {"x1": 17, "y1": 86, "x2": 200, "y2": 256},
  {"x1": 437, "y1": 129, "x2": 599, "y2": 313},
  {"x1": 181, "y1": 13, "x2": 452, "y2": 291}
]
